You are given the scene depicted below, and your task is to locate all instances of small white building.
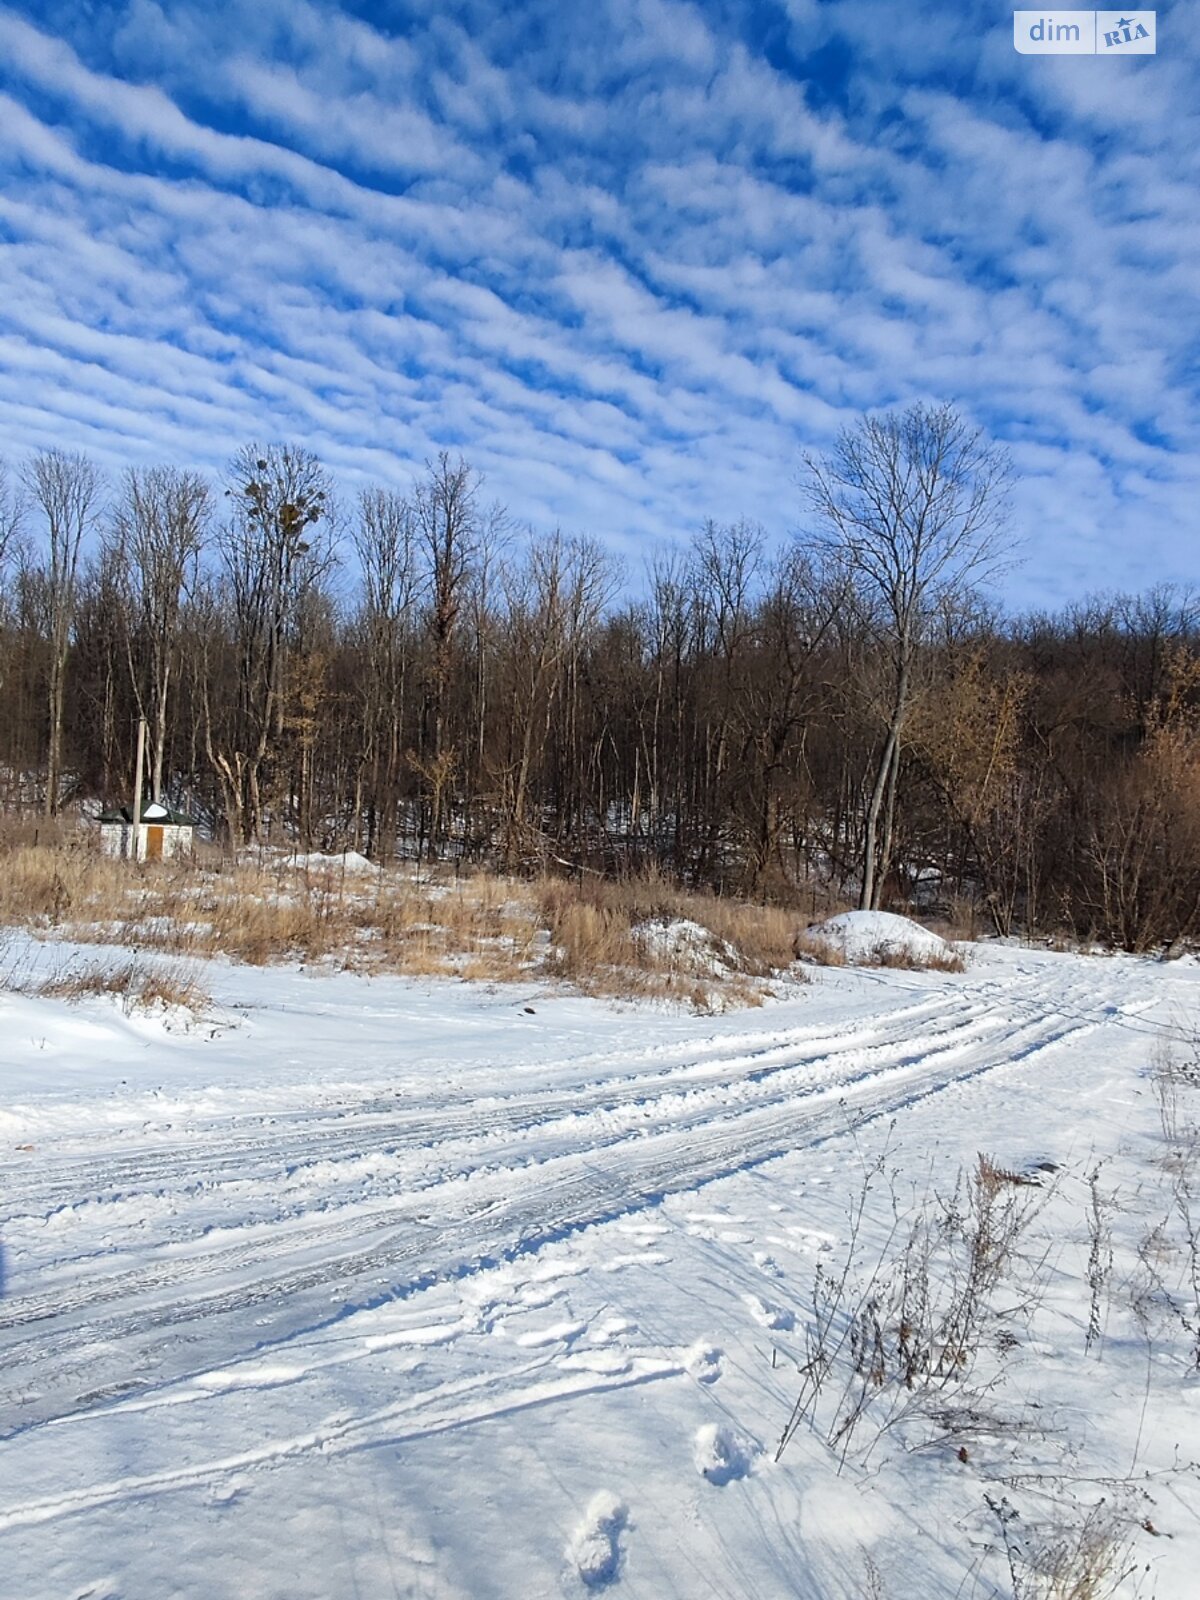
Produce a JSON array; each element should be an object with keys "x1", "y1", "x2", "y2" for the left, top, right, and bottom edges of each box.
[{"x1": 98, "y1": 800, "x2": 195, "y2": 862}]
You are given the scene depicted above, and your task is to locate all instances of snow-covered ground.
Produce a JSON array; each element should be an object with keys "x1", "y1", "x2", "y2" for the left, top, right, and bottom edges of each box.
[{"x1": 2, "y1": 933, "x2": 1199, "y2": 1598}]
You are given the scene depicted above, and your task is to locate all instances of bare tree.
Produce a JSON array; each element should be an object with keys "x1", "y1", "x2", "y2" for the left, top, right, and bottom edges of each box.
[
  {"x1": 110, "y1": 467, "x2": 209, "y2": 803},
  {"x1": 205, "y1": 444, "x2": 332, "y2": 842},
  {"x1": 690, "y1": 519, "x2": 763, "y2": 880},
  {"x1": 352, "y1": 487, "x2": 419, "y2": 858},
  {"x1": 463, "y1": 502, "x2": 510, "y2": 838},
  {"x1": 803, "y1": 403, "x2": 1013, "y2": 908},
  {"x1": 23, "y1": 450, "x2": 102, "y2": 815},
  {"x1": 0, "y1": 463, "x2": 25, "y2": 716},
  {"x1": 415, "y1": 453, "x2": 479, "y2": 855},
  {"x1": 0, "y1": 461, "x2": 22, "y2": 579},
  {"x1": 499, "y1": 532, "x2": 613, "y2": 863}
]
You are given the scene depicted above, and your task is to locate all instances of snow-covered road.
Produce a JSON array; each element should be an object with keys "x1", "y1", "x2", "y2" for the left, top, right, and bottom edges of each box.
[
  {"x1": 1, "y1": 937, "x2": 1195, "y2": 1598},
  {"x1": 0, "y1": 956, "x2": 1124, "y2": 1433}
]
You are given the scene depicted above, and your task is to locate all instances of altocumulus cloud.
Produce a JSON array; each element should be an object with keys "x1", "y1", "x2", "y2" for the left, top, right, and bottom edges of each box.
[{"x1": 0, "y1": 0, "x2": 1195, "y2": 603}]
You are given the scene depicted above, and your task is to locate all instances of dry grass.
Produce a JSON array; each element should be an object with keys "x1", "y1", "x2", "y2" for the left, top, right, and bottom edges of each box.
[
  {"x1": 35, "y1": 957, "x2": 209, "y2": 1016},
  {"x1": 870, "y1": 942, "x2": 966, "y2": 974},
  {"x1": 976, "y1": 1152, "x2": 1042, "y2": 1192},
  {"x1": 0, "y1": 836, "x2": 819, "y2": 1007},
  {"x1": 538, "y1": 871, "x2": 801, "y2": 1001},
  {"x1": 990, "y1": 1496, "x2": 1136, "y2": 1600},
  {"x1": 792, "y1": 931, "x2": 848, "y2": 967},
  {"x1": 0, "y1": 838, "x2": 544, "y2": 978},
  {"x1": 791, "y1": 927, "x2": 965, "y2": 973}
]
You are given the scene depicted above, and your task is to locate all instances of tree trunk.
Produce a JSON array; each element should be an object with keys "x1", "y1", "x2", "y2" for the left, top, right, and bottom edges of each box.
[{"x1": 860, "y1": 723, "x2": 897, "y2": 910}]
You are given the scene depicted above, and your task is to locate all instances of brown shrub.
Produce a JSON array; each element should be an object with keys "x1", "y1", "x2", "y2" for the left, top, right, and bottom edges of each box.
[
  {"x1": 869, "y1": 942, "x2": 966, "y2": 974},
  {"x1": 791, "y1": 927, "x2": 965, "y2": 972},
  {"x1": 538, "y1": 872, "x2": 803, "y2": 997},
  {"x1": 36, "y1": 957, "x2": 209, "y2": 1016},
  {"x1": 792, "y1": 932, "x2": 847, "y2": 967}
]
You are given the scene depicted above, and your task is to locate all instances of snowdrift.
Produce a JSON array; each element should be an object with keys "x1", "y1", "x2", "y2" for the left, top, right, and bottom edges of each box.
[
  {"x1": 804, "y1": 909, "x2": 954, "y2": 966},
  {"x1": 631, "y1": 916, "x2": 737, "y2": 978},
  {"x1": 289, "y1": 850, "x2": 379, "y2": 875}
]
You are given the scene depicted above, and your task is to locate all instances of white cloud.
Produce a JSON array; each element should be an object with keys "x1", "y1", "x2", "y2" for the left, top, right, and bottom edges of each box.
[{"x1": 0, "y1": 0, "x2": 1194, "y2": 610}]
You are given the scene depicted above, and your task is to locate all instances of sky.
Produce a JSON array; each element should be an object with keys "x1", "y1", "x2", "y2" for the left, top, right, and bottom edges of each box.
[{"x1": 0, "y1": 0, "x2": 1195, "y2": 610}]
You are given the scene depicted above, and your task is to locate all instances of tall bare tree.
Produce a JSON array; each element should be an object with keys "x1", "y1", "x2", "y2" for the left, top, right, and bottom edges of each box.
[
  {"x1": 499, "y1": 532, "x2": 612, "y2": 862},
  {"x1": 352, "y1": 487, "x2": 419, "y2": 858},
  {"x1": 23, "y1": 450, "x2": 102, "y2": 816},
  {"x1": 0, "y1": 463, "x2": 25, "y2": 716},
  {"x1": 110, "y1": 467, "x2": 209, "y2": 803},
  {"x1": 205, "y1": 445, "x2": 332, "y2": 842},
  {"x1": 0, "y1": 461, "x2": 21, "y2": 579},
  {"x1": 803, "y1": 403, "x2": 1013, "y2": 908},
  {"x1": 415, "y1": 453, "x2": 478, "y2": 855}
]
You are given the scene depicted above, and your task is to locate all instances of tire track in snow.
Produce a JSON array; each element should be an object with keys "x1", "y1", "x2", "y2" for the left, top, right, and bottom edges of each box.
[
  {"x1": 0, "y1": 993, "x2": 961, "y2": 1214},
  {"x1": 0, "y1": 970, "x2": 1107, "y2": 1437},
  {"x1": 0, "y1": 1353, "x2": 682, "y2": 1533},
  {"x1": 2, "y1": 989, "x2": 1039, "y2": 1302}
]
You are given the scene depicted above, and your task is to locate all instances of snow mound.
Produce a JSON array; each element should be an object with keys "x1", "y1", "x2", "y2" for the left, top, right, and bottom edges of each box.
[
  {"x1": 289, "y1": 850, "x2": 379, "y2": 875},
  {"x1": 806, "y1": 910, "x2": 950, "y2": 965},
  {"x1": 632, "y1": 917, "x2": 736, "y2": 977}
]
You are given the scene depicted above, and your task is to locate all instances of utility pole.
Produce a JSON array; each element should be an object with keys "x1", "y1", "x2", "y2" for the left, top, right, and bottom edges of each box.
[{"x1": 131, "y1": 716, "x2": 146, "y2": 864}]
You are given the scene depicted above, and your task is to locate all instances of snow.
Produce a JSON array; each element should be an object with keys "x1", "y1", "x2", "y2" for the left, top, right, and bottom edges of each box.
[
  {"x1": 807, "y1": 907, "x2": 951, "y2": 962},
  {"x1": 1, "y1": 931, "x2": 1199, "y2": 1597},
  {"x1": 288, "y1": 849, "x2": 379, "y2": 874},
  {"x1": 631, "y1": 916, "x2": 735, "y2": 976}
]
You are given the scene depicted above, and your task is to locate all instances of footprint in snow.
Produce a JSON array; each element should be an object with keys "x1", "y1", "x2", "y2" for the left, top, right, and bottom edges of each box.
[
  {"x1": 560, "y1": 1350, "x2": 631, "y2": 1377},
  {"x1": 743, "y1": 1293, "x2": 794, "y2": 1332},
  {"x1": 683, "y1": 1342, "x2": 723, "y2": 1384},
  {"x1": 530, "y1": 1259, "x2": 587, "y2": 1283},
  {"x1": 590, "y1": 1316, "x2": 634, "y2": 1343},
  {"x1": 693, "y1": 1424, "x2": 759, "y2": 1486},
  {"x1": 518, "y1": 1283, "x2": 567, "y2": 1309},
  {"x1": 787, "y1": 1226, "x2": 836, "y2": 1254},
  {"x1": 753, "y1": 1251, "x2": 785, "y2": 1279},
  {"x1": 206, "y1": 1473, "x2": 251, "y2": 1509},
  {"x1": 601, "y1": 1250, "x2": 671, "y2": 1272},
  {"x1": 516, "y1": 1319, "x2": 586, "y2": 1348},
  {"x1": 569, "y1": 1491, "x2": 628, "y2": 1587},
  {"x1": 618, "y1": 1220, "x2": 669, "y2": 1238}
]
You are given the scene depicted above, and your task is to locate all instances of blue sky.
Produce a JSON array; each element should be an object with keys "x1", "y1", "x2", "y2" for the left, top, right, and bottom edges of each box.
[{"x1": 0, "y1": 0, "x2": 1194, "y2": 608}]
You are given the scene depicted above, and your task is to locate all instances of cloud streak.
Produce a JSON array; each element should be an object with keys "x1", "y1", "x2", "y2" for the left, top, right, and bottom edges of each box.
[{"x1": 0, "y1": 0, "x2": 1195, "y2": 606}]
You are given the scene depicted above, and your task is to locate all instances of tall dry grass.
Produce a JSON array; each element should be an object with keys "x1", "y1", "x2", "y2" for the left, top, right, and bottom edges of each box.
[
  {"x1": 0, "y1": 836, "x2": 543, "y2": 979},
  {"x1": 538, "y1": 870, "x2": 801, "y2": 1000},
  {"x1": 0, "y1": 834, "x2": 832, "y2": 1005},
  {"x1": 35, "y1": 957, "x2": 210, "y2": 1016},
  {"x1": 792, "y1": 928, "x2": 965, "y2": 973}
]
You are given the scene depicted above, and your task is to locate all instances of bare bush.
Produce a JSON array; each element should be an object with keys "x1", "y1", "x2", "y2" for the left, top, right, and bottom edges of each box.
[
  {"x1": 791, "y1": 928, "x2": 965, "y2": 972},
  {"x1": 987, "y1": 1494, "x2": 1139, "y2": 1600},
  {"x1": 777, "y1": 1152, "x2": 1047, "y2": 1465},
  {"x1": 35, "y1": 957, "x2": 208, "y2": 1016},
  {"x1": 792, "y1": 931, "x2": 848, "y2": 967},
  {"x1": 868, "y1": 940, "x2": 966, "y2": 973}
]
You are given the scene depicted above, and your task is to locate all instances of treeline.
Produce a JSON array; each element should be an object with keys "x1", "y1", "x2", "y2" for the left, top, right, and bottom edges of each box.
[{"x1": 0, "y1": 406, "x2": 1196, "y2": 951}]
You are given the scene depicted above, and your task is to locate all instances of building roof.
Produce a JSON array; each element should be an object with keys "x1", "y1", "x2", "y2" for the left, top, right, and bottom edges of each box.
[{"x1": 97, "y1": 801, "x2": 195, "y2": 826}]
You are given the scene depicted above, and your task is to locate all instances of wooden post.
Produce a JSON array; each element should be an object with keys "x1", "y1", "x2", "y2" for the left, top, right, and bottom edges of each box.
[{"x1": 131, "y1": 716, "x2": 146, "y2": 864}]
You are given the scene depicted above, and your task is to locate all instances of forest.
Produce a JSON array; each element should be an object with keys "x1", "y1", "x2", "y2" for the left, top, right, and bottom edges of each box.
[{"x1": 0, "y1": 403, "x2": 1196, "y2": 952}]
